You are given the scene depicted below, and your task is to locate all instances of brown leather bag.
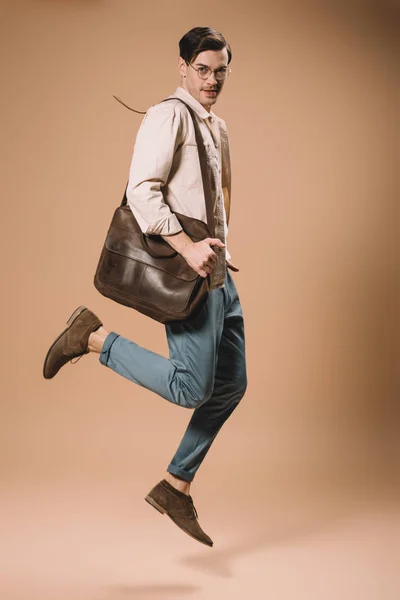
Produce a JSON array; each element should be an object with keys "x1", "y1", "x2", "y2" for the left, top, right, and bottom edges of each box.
[{"x1": 93, "y1": 98, "x2": 216, "y2": 324}]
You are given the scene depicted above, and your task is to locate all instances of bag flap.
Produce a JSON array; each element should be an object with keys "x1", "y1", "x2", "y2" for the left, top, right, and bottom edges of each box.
[{"x1": 105, "y1": 224, "x2": 199, "y2": 282}]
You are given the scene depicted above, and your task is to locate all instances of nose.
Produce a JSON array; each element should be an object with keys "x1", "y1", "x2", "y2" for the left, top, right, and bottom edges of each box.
[{"x1": 206, "y1": 70, "x2": 218, "y2": 85}]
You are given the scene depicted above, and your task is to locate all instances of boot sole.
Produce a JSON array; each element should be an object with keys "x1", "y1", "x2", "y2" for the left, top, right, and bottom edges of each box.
[
  {"x1": 144, "y1": 495, "x2": 166, "y2": 514},
  {"x1": 144, "y1": 495, "x2": 213, "y2": 547},
  {"x1": 43, "y1": 305, "x2": 88, "y2": 379}
]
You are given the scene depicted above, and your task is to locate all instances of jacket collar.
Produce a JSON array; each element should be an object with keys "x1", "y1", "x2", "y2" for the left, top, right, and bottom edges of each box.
[{"x1": 168, "y1": 86, "x2": 216, "y2": 120}]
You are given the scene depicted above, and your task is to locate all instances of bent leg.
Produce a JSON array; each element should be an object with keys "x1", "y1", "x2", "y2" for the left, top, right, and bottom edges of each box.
[
  {"x1": 99, "y1": 286, "x2": 226, "y2": 408},
  {"x1": 167, "y1": 272, "x2": 247, "y2": 482}
]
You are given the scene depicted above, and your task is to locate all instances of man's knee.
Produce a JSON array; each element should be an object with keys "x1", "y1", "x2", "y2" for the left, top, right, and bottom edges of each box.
[
  {"x1": 212, "y1": 370, "x2": 247, "y2": 408},
  {"x1": 182, "y1": 380, "x2": 214, "y2": 409},
  {"x1": 173, "y1": 371, "x2": 246, "y2": 410}
]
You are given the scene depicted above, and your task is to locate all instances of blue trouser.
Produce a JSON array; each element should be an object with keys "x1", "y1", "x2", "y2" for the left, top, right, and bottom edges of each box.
[{"x1": 99, "y1": 269, "x2": 247, "y2": 482}]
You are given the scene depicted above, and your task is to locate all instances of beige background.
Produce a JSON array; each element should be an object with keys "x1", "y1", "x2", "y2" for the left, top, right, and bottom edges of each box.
[{"x1": 1, "y1": 1, "x2": 399, "y2": 599}]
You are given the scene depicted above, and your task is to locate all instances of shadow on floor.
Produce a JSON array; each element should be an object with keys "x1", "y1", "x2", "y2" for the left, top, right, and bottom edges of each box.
[
  {"x1": 102, "y1": 583, "x2": 201, "y2": 599},
  {"x1": 177, "y1": 487, "x2": 395, "y2": 578}
]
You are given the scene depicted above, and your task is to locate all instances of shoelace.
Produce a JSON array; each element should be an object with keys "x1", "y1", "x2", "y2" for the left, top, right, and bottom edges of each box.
[
  {"x1": 188, "y1": 496, "x2": 198, "y2": 519},
  {"x1": 70, "y1": 355, "x2": 84, "y2": 365}
]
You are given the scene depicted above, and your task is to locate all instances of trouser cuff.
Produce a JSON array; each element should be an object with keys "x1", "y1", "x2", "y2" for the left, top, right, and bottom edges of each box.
[
  {"x1": 167, "y1": 464, "x2": 194, "y2": 483},
  {"x1": 99, "y1": 332, "x2": 120, "y2": 366}
]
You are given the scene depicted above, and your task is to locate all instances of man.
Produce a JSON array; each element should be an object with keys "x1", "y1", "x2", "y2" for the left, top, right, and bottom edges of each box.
[{"x1": 43, "y1": 26, "x2": 247, "y2": 548}]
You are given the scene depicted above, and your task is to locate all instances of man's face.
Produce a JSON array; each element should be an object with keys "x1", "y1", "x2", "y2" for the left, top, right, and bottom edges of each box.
[{"x1": 178, "y1": 48, "x2": 230, "y2": 111}]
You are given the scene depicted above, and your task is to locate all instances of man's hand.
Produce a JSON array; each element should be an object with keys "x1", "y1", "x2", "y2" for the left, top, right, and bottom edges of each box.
[
  {"x1": 181, "y1": 238, "x2": 225, "y2": 277},
  {"x1": 161, "y1": 231, "x2": 225, "y2": 278}
]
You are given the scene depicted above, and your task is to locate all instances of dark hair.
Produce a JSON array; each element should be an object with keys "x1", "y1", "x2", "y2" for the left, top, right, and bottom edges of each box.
[{"x1": 179, "y1": 26, "x2": 232, "y2": 65}]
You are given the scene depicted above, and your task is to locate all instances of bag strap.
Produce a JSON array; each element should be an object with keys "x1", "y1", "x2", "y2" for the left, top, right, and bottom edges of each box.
[{"x1": 120, "y1": 97, "x2": 215, "y2": 238}]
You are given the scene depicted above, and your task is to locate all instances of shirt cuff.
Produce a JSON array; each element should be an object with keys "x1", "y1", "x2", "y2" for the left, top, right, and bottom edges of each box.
[{"x1": 145, "y1": 213, "x2": 183, "y2": 236}]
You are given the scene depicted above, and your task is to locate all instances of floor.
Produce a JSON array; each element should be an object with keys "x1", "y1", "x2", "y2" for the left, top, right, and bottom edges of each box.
[{"x1": 0, "y1": 475, "x2": 397, "y2": 600}]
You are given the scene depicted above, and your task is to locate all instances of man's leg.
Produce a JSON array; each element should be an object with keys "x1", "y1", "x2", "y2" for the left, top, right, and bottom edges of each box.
[
  {"x1": 95, "y1": 283, "x2": 230, "y2": 547},
  {"x1": 166, "y1": 271, "x2": 247, "y2": 483},
  {"x1": 97, "y1": 285, "x2": 226, "y2": 410}
]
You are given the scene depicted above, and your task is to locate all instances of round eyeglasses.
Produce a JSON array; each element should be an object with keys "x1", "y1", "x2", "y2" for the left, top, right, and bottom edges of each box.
[{"x1": 186, "y1": 61, "x2": 231, "y2": 81}]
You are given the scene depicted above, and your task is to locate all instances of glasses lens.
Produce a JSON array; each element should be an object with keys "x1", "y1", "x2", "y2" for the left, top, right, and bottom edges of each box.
[
  {"x1": 198, "y1": 68, "x2": 211, "y2": 79},
  {"x1": 216, "y1": 69, "x2": 230, "y2": 81}
]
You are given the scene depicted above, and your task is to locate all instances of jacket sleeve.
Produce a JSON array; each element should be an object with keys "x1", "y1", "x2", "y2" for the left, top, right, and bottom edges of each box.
[{"x1": 126, "y1": 101, "x2": 184, "y2": 235}]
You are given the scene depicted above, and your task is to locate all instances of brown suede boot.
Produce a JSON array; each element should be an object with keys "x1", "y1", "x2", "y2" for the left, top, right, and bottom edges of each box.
[
  {"x1": 145, "y1": 479, "x2": 213, "y2": 547},
  {"x1": 43, "y1": 306, "x2": 103, "y2": 379}
]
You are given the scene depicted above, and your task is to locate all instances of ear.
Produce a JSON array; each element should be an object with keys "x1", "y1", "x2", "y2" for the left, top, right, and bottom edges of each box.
[{"x1": 178, "y1": 57, "x2": 187, "y2": 78}]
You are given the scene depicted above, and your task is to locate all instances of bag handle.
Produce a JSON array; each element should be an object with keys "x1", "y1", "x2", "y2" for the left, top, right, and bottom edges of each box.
[{"x1": 120, "y1": 97, "x2": 215, "y2": 239}]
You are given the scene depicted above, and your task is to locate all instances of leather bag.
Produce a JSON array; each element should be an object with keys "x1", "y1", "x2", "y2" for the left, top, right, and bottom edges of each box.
[{"x1": 93, "y1": 98, "x2": 216, "y2": 324}]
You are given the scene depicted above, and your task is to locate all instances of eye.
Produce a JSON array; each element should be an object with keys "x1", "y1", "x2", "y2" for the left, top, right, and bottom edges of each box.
[{"x1": 198, "y1": 66, "x2": 209, "y2": 74}]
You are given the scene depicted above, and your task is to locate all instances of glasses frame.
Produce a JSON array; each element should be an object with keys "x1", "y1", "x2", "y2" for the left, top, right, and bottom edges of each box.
[{"x1": 185, "y1": 60, "x2": 231, "y2": 81}]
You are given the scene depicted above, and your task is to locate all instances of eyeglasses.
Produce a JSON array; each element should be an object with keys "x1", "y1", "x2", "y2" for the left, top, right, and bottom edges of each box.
[{"x1": 185, "y1": 61, "x2": 231, "y2": 81}]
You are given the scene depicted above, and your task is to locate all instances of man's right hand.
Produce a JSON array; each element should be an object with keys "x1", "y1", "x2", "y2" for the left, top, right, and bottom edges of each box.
[
  {"x1": 161, "y1": 231, "x2": 225, "y2": 278},
  {"x1": 181, "y1": 238, "x2": 225, "y2": 278}
]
